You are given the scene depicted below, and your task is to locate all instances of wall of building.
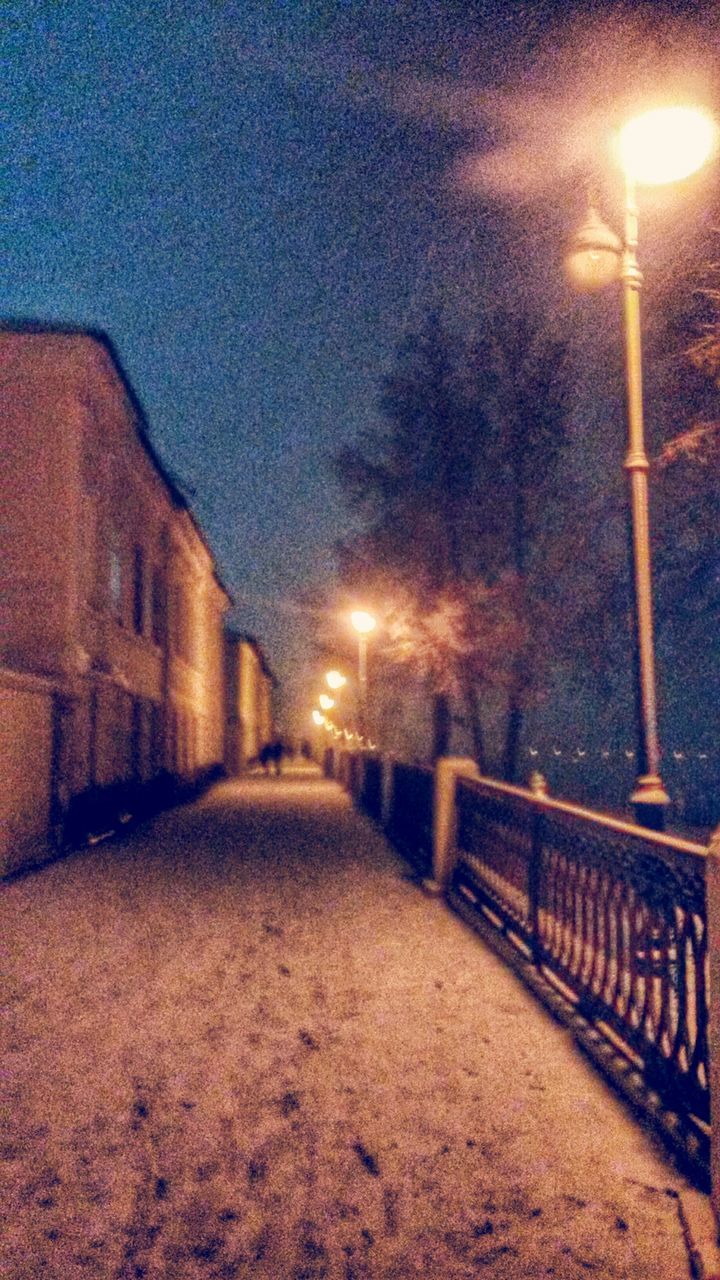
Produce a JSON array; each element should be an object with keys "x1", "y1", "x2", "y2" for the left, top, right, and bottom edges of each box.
[
  {"x1": 0, "y1": 329, "x2": 231, "y2": 875},
  {"x1": 0, "y1": 669, "x2": 57, "y2": 876},
  {"x1": 224, "y1": 634, "x2": 275, "y2": 773}
]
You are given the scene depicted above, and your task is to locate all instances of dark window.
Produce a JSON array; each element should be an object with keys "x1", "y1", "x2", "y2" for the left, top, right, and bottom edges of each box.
[
  {"x1": 133, "y1": 546, "x2": 145, "y2": 635},
  {"x1": 152, "y1": 566, "x2": 165, "y2": 647}
]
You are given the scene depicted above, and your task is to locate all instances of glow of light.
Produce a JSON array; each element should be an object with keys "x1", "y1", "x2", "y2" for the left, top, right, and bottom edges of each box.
[
  {"x1": 618, "y1": 106, "x2": 717, "y2": 185},
  {"x1": 311, "y1": 710, "x2": 324, "y2": 727},
  {"x1": 318, "y1": 694, "x2": 335, "y2": 711},
  {"x1": 326, "y1": 670, "x2": 347, "y2": 691},
  {"x1": 350, "y1": 609, "x2": 377, "y2": 635}
]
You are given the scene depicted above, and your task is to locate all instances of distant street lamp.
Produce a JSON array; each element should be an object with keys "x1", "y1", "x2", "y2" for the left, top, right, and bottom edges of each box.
[
  {"x1": 325, "y1": 670, "x2": 347, "y2": 691},
  {"x1": 318, "y1": 693, "x2": 335, "y2": 712},
  {"x1": 565, "y1": 105, "x2": 717, "y2": 829},
  {"x1": 350, "y1": 610, "x2": 377, "y2": 740}
]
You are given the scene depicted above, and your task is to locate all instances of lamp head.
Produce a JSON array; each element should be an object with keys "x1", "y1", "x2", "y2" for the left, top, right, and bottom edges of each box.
[
  {"x1": 350, "y1": 610, "x2": 377, "y2": 636},
  {"x1": 618, "y1": 106, "x2": 717, "y2": 185},
  {"x1": 565, "y1": 204, "x2": 622, "y2": 292},
  {"x1": 326, "y1": 669, "x2": 347, "y2": 690}
]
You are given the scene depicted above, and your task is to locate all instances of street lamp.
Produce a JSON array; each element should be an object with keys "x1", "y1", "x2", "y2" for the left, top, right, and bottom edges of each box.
[
  {"x1": 350, "y1": 610, "x2": 377, "y2": 740},
  {"x1": 565, "y1": 105, "x2": 717, "y2": 830},
  {"x1": 318, "y1": 693, "x2": 335, "y2": 712},
  {"x1": 325, "y1": 670, "x2": 347, "y2": 691}
]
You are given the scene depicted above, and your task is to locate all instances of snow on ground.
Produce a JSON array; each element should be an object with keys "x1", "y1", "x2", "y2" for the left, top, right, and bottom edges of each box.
[{"x1": 2, "y1": 770, "x2": 693, "y2": 1278}]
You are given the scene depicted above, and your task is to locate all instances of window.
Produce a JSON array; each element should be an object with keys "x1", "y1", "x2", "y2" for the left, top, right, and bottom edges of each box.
[
  {"x1": 109, "y1": 534, "x2": 123, "y2": 623},
  {"x1": 133, "y1": 546, "x2": 145, "y2": 635},
  {"x1": 151, "y1": 565, "x2": 166, "y2": 647}
]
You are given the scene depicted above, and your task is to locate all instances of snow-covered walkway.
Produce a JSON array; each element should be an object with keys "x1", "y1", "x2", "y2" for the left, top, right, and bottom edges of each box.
[{"x1": 3, "y1": 770, "x2": 695, "y2": 1278}]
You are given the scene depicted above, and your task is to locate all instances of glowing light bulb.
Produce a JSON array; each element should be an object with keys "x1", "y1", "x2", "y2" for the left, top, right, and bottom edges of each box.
[
  {"x1": 618, "y1": 106, "x2": 717, "y2": 185},
  {"x1": 350, "y1": 610, "x2": 377, "y2": 635}
]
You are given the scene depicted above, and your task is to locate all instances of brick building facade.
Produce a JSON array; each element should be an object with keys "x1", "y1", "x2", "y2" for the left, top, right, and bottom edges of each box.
[
  {"x1": 0, "y1": 328, "x2": 231, "y2": 874},
  {"x1": 224, "y1": 631, "x2": 276, "y2": 774}
]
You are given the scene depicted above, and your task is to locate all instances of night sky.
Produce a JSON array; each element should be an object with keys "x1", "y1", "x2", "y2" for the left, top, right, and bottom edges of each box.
[{"x1": 5, "y1": 1, "x2": 719, "y2": 733}]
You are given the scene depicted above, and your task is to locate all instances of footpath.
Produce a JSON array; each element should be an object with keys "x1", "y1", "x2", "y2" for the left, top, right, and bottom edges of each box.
[{"x1": 1, "y1": 767, "x2": 702, "y2": 1278}]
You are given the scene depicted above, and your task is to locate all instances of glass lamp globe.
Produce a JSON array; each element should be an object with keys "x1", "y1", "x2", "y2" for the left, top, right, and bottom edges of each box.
[
  {"x1": 350, "y1": 610, "x2": 377, "y2": 635},
  {"x1": 618, "y1": 106, "x2": 717, "y2": 186},
  {"x1": 565, "y1": 205, "x2": 622, "y2": 292}
]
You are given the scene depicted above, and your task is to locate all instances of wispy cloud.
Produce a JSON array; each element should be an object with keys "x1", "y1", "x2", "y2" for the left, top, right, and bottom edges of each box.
[{"x1": 231, "y1": 7, "x2": 720, "y2": 201}]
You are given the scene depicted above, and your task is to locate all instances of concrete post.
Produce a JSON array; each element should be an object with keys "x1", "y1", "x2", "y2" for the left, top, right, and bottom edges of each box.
[
  {"x1": 427, "y1": 756, "x2": 481, "y2": 895},
  {"x1": 380, "y1": 754, "x2": 394, "y2": 829},
  {"x1": 707, "y1": 823, "x2": 720, "y2": 1240},
  {"x1": 354, "y1": 751, "x2": 365, "y2": 802}
]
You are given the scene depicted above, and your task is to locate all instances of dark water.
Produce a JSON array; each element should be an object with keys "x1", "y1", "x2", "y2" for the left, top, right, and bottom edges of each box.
[{"x1": 520, "y1": 749, "x2": 718, "y2": 837}]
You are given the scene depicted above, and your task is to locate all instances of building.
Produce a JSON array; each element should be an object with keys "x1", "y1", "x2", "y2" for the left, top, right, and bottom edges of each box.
[
  {"x1": 224, "y1": 631, "x2": 276, "y2": 773},
  {"x1": 0, "y1": 327, "x2": 231, "y2": 875}
]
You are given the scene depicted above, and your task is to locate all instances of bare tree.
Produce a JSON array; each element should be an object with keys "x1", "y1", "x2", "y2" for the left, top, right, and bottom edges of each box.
[{"x1": 333, "y1": 309, "x2": 571, "y2": 776}]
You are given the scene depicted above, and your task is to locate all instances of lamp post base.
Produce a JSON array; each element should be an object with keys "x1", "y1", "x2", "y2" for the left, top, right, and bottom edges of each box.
[{"x1": 631, "y1": 774, "x2": 670, "y2": 832}]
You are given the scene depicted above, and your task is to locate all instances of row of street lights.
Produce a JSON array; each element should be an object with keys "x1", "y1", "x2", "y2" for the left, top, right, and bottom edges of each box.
[{"x1": 311, "y1": 610, "x2": 378, "y2": 747}]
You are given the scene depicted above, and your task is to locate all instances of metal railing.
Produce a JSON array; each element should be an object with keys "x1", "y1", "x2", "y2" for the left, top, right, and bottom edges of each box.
[
  {"x1": 450, "y1": 775, "x2": 709, "y2": 1153},
  {"x1": 335, "y1": 750, "x2": 712, "y2": 1170}
]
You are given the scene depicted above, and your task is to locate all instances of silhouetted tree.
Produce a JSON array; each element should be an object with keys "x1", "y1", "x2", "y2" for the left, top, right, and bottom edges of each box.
[{"x1": 334, "y1": 309, "x2": 571, "y2": 776}]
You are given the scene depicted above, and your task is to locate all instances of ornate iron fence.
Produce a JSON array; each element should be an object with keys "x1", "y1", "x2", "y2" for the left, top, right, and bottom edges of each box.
[
  {"x1": 386, "y1": 762, "x2": 434, "y2": 879},
  {"x1": 450, "y1": 776, "x2": 709, "y2": 1149}
]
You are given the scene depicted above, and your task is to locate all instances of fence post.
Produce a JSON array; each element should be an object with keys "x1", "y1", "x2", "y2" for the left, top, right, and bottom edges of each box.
[
  {"x1": 528, "y1": 773, "x2": 549, "y2": 967},
  {"x1": 354, "y1": 751, "x2": 365, "y2": 803},
  {"x1": 708, "y1": 823, "x2": 720, "y2": 1240},
  {"x1": 380, "y1": 754, "x2": 394, "y2": 828},
  {"x1": 428, "y1": 757, "x2": 481, "y2": 894}
]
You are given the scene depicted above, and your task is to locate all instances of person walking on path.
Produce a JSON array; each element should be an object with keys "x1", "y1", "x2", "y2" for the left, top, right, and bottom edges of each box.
[{"x1": 2, "y1": 773, "x2": 696, "y2": 1279}]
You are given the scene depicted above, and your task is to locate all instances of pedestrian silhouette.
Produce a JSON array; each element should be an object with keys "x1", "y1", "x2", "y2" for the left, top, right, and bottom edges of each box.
[
  {"x1": 260, "y1": 740, "x2": 284, "y2": 776},
  {"x1": 270, "y1": 739, "x2": 284, "y2": 776}
]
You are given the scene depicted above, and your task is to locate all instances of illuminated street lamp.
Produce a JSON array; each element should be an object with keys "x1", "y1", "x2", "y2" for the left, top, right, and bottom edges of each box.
[
  {"x1": 311, "y1": 709, "x2": 325, "y2": 727},
  {"x1": 565, "y1": 105, "x2": 717, "y2": 829},
  {"x1": 350, "y1": 610, "x2": 377, "y2": 739},
  {"x1": 325, "y1": 670, "x2": 347, "y2": 691},
  {"x1": 318, "y1": 693, "x2": 335, "y2": 712}
]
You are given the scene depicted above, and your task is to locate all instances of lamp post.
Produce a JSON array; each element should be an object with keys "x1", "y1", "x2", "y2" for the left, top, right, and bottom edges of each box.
[
  {"x1": 350, "y1": 610, "x2": 377, "y2": 741},
  {"x1": 565, "y1": 106, "x2": 717, "y2": 830}
]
